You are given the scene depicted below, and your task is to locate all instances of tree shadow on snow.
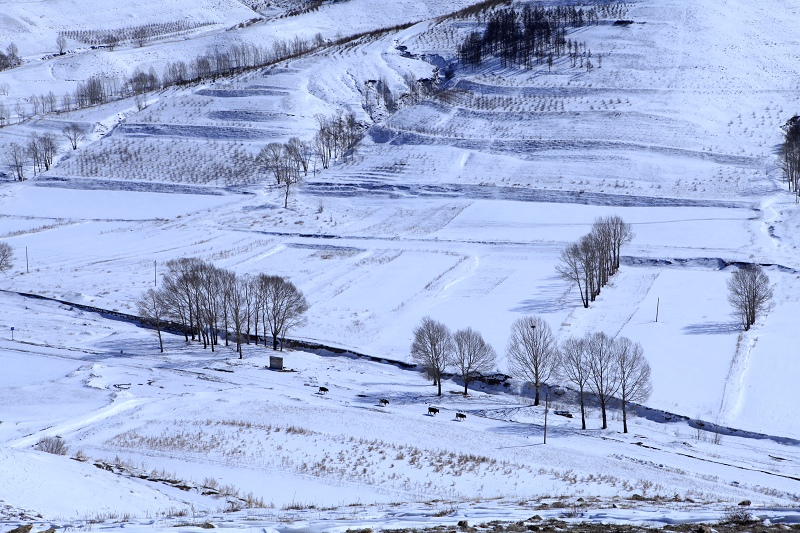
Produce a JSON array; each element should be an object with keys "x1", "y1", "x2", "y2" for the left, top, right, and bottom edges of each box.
[
  {"x1": 510, "y1": 278, "x2": 576, "y2": 314},
  {"x1": 487, "y1": 422, "x2": 576, "y2": 441},
  {"x1": 682, "y1": 321, "x2": 740, "y2": 335}
]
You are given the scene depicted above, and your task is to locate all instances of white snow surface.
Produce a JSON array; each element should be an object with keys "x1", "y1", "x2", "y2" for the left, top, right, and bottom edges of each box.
[{"x1": 0, "y1": 0, "x2": 799, "y2": 526}]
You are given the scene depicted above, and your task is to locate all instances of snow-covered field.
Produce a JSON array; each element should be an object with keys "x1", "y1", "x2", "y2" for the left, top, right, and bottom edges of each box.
[{"x1": 1, "y1": 0, "x2": 800, "y2": 526}]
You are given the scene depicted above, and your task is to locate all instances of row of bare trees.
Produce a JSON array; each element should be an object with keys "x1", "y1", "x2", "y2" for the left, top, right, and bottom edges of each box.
[
  {"x1": 1, "y1": 35, "x2": 326, "y2": 127},
  {"x1": 508, "y1": 317, "x2": 651, "y2": 433},
  {"x1": 458, "y1": 5, "x2": 598, "y2": 69},
  {"x1": 557, "y1": 215, "x2": 634, "y2": 308},
  {"x1": 4, "y1": 133, "x2": 57, "y2": 180},
  {"x1": 59, "y1": 20, "x2": 214, "y2": 50},
  {"x1": 559, "y1": 331, "x2": 651, "y2": 433},
  {"x1": 137, "y1": 258, "x2": 309, "y2": 357},
  {"x1": 411, "y1": 315, "x2": 652, "y2": 433},
  {"x1": 253, "y1": 111, "x2": 364, "y2": 205},
  {"x1": 314, "y1": 111, "x2": 362, "y2": 169},
  {"x1": 3, "y1": 124, "x2": 86, "y2": 180},
  {"x1": 411, "y1": 317, "x2": 498, "y2": 396}
]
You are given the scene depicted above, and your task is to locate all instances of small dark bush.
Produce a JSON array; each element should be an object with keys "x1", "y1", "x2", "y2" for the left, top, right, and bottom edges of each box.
[
  {"x1": 721, "y1": 506, "x2": 753, "y2": 525},
  {"x1": 34, "y1": 436, "x2": 68, "y2": 455}
]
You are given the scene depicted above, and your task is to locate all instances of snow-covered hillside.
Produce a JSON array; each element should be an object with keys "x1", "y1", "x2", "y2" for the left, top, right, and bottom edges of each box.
[{"x1": 0, "y1": 0, "x2": 799, "y2": 524}]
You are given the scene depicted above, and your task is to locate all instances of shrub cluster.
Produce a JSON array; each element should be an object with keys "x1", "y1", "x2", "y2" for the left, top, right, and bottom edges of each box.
[
  {"x1": 0, "y1": 43, "x2": 21, "y2": 71},
  {"x1": 34, "y1": 436, "x2": 68, "y2": 455}
]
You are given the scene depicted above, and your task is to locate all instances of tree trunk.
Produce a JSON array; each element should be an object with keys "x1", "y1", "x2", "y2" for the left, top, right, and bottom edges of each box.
[
  {"x1": 600, "y1": 399, "x2": 607, "y2": 429},
  {"x1": 464, "y1": 379, "x2": 468, "y2": 396},
  {"x1": 534, "y1": 386, "x2": 540, "y2": 406},
  {"x1": 272, "y1": 334, "x2": 278, "y2": 350},
  {"x1": 437, "y1": 379, "x2": 442, "y2": 396},
  {"x1": 622, "y1": 399, "x2": 628, "y2": 433},
  {"x1": 157, "y1": 323, "x2": 163, "y2": 353},
  {"x1": 580, "y1": 397, "x2": 586, "y2": 430}
]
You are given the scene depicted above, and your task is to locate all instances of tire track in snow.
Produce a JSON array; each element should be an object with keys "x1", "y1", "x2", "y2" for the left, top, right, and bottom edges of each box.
[{"x1": 717, "y1": 333, "x2": 758, "y2": 422}]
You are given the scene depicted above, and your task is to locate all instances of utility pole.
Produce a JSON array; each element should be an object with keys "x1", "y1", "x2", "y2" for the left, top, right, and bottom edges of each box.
[
  {"x1": 154, "y1": 260, "x2": 157, "y2": 287},
  {"x1": 25, "y1": 246, "x2": 29, "y2": 273},
  {"x1": 543, "y1": 393, "x2": 549, "y2": 444},
  {"x1": 655, "y1": 297, "x2": 660, "y2": 322}
]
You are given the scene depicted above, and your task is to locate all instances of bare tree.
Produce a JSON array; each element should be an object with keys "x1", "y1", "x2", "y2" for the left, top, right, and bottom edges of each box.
[
  {"x1": 198, "y1": 263, "x2": 222, "y2": 351},
  {"x1": 62, "y1": 123, "x2": 86, "y2": 150},
  {"x1": 727, "y1": 265, "x2": 773, "y2": 331},
  {"x1": 615, "y1": 336, "x2": 651, "y2": 433},
  {"x1": 604, "y1": 215, "x2": 634, "y2": 272},
  {"x1": 279, "y1": 156, "x2": 301, "y2": 209},
  {"x1": 103, "y1": 32, "x2": 120, "y2": 51},
  {"x1": 57, "y1": 34, "x2": 68, "y2": 55},
  {"x1": 585, "y1": 331, "x2": 619, "y2": 429},
  {"x1": 559, "y1": 336, "x2": 589, "y2": 429},
  {"x1": 29, "y1": 95, "x2": 42, "y2": 115},
  {"x1": 133, "y1": 27, "x2": 150, "y2": 47},
  {"x1": 25, "y1": 133, "x2": 41, "y2": 174},
  {"x1": 0, "y1": 242, "x2": 13, "y2": 272},
  {"x1": 507, "y1": 316, "x2": 559, "y2": 406},
  {"x1": 137, "y1": 288, "x2": 167, "y2": 352},
  {"x1": 259, "y1": 275, "x2": 309, "y2": 350},
  {"x1": 257, "y1": 142, "x2": 286, "y2": 185},
  {"x1": 410, "y1": 317, "x2": 454, "y2": 396},
  {"x1": 314, "y1": 127, "x2": 332, "y2": 170},
  {"x1": 4, "y1": 143, "x2": 26, "y2": 180},
  {"x1": 286, "y1": 137, "x2": 312, "y2": 176},
  {"x1": 556, "y1": 242, "x2": 588, "y2": 308},
  {"x1": 227, "y1": 274, "x2": 250, "y2": 358},
  {"x1": 166, "y1": 257, "x2": 208, "y2": 344},
  {"x1": 257, "y1": 141, "x2": 302, "y2": 208},
  {"x1": 39, "y1": 132, "x2": 58, "y2": 171},
  {"x1": 61, "y1": 93, "x2": 73, "y2": 113},
  {"x1": 44, "y1": 92, "x2": 57, "y2": 113},
  {"x1": 452, "y1": 327, "x2": 497, "y2": 395}
]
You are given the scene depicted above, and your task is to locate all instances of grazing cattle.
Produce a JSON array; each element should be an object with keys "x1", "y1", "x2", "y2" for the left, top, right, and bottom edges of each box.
[
  {"x1": 319, "y1": 386, "x2": 329, "y2": 394},
  {"x1": 379, "y1": 398, "x2": 390, "y2": 406},
  {"x1": 428, "y1": 407, "x2": 439, "y2": 416},
  {"x1": 456, "y1": 412, "x2": 467, "y2": 421}
]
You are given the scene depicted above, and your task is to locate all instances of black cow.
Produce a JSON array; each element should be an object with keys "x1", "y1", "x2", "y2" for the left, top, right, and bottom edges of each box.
[
  {"x1": 456, "y1": 412, "x2": 467, "y2": 421},
  {"x1": 428, "y1": 407, "x2": 439, "y2": 416},
  {"x1": 379, "y1": 398, "x2": 390, "y2": 406},
  {"x1": 319, "y1": 386, "x2": 329, "y2": 394}
]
